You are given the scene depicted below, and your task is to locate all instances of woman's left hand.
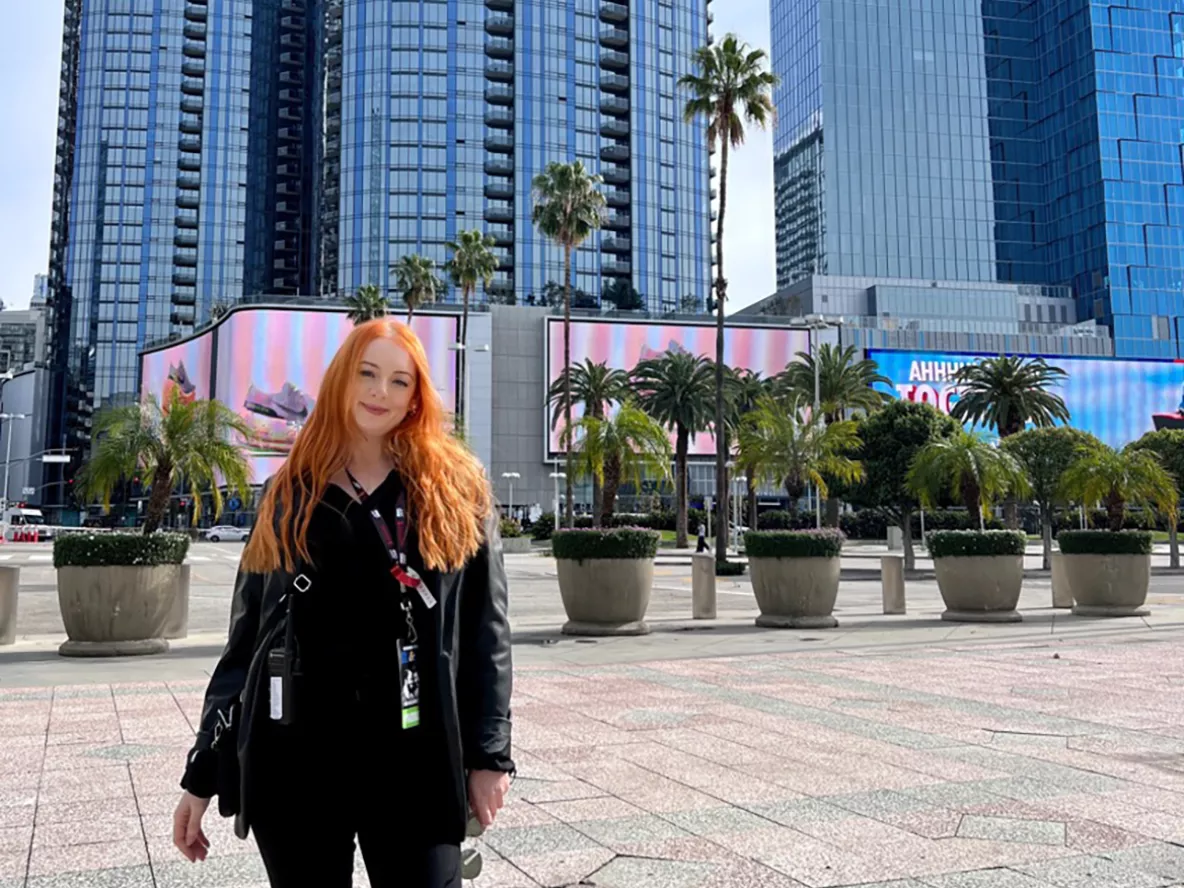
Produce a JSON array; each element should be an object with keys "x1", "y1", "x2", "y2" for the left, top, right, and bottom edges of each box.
[{"x1": 468, "y1": 769, "x2": 511, "y2": 828}]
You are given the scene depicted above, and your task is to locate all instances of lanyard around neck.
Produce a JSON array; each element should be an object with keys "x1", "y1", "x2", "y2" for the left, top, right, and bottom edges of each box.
[{"x1": 343, "y1": 468, "x2": 408, "y2": 566}]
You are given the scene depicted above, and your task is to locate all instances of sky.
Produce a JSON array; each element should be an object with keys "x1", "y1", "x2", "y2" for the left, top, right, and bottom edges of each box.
[{"x1": 0, "y1": 1, "x2": 776, "y2": 313}]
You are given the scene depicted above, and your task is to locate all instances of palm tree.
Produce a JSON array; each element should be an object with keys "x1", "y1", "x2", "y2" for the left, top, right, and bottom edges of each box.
[
  {"x1": 571, "y1": 401, "x2": 672, "y2": 527},
  {"x1": 681, "y1": 34, "x2": 778, "y2": 558},
  {"x1": 1130, "y1": 429, "x2": 1184, "y2": 567},
  {"x1": 1060, "y1": 443, "x2": 1177, "y2": 533},
  {"x1": 532, "y1": 160, "x2": 606, "y2": 527},
  {"x1": 738, "y1": 395, "x2": 863, "y2": 518},
  {"x1": 632, "y1": 351, "x2": 716, "y2": 548},
  {"x1": 724, "y1": 368, "x2": 770, "y2": 527},
  {"x1": 344, "y1": 283, "x2": 389, "y2": 325},
  {"x1": 393, "y1": 253, "x2": 443, "y2": 322},
  {"x1": 907, "y1": 429, "x2": 1029, "y2": 530},
  {"x1": 445, "y1": 230, "x2": 499, "y2": 425},
  {"x1": 951, "y1": 355, "x2": 1071, "y2": 436},
  {"x1": 77, "y1": 391, "x2": 253, "y2": 535}
]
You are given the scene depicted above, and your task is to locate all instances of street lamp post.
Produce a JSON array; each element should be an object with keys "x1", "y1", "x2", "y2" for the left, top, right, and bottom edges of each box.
[
  {"x1": 0, "y1": 412, "x2": 30, "y2": 536},
  {"x1": 448, "y1": 342, "x2": 490, "y2": 431},
  {"x1": 500, "y1": 471, "x2": 520, "y2": 519},
  {"x1": 549, "y1": 471, "x2": 565, "y2": 528}
]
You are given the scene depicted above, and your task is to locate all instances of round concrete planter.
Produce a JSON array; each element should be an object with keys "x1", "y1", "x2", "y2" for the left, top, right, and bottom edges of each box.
[
  {"x1": 1064, "y1": 552, "x2": 1151, "y2": 617},
  {"x1": 556, "y1": 557, "x2": 654, "y2": 636},
  {"x1": 932, "y1": 555, "x2": 1023, "y2": 623},
  {"x1": 57, "y1": 564, "x2": 180, "y2": 657},
  {"x1": 748, "y1": 556, "x2": 841, "y2": 629}
]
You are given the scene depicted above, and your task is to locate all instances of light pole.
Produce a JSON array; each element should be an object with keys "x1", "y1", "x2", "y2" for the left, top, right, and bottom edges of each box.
[
  {"x1": 549, "y1": 471, "x2": 565, "y2": 528},
  {"x1": 500, "y1": 471, "x2": 520, "y2": 519},
  {"x1": 0, "y1": 412, "x2": 30, "y2": 534},
  {"x1": 448, "y1": 342, "x2": 490, "y2": 432}
]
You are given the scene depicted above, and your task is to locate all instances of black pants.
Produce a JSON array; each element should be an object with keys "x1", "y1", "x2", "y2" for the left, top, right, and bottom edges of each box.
[{"x1": 253, "y1": 809, "x2": 461, "y2": 887}]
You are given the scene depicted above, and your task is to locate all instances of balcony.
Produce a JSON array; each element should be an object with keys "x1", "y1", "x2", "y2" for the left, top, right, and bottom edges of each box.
[
  {"x1": 601, "y1": 95, "x2": 628, "y2": 116},
  {"x1": 172, "y1": 271, "x2": 197, "y2": 287},
  {"x1": 280, "y1": 87, "x2": 304, "y2": 102},
  {"x1": 495, "y1": 251, "x2": 514, "y2": 270},
  {"x1": 601, "y1": 143, "x2": 629, "y2": 163},
  {"x1": 183, "y1": 41, "x2": 206, "y2": 58},
  {"x1": 277, "y1": 181, "x2": 301, "y2": 196},
  {"x1": 600, "y1": 117, "x2": 628, "y2": 138},
  {"x1": 488, "y1": 225, "x2": 513, "y2": 245},
  {"x1": 276, "y1": 162, "x2": 301, "y2": 177},
  {"x1": 180, "y1": 96, "x2": 203, "y2": 114},
  {"x1": 326, "y1": 89, "x2": 342, "y2": 109},
  {"x1": 600, "y1": 2, "x2": 628, "y2": 24},
  {"x1": 173, "y1": 249, "x2": 197, "y2": 267},
  {"x1": 605, "y1": 211, "x2": 630, "y2": 229},
  {"x1": 182, "y1": 60, "x2": 205, "y2": 77},
  {"x1": 183, "y1": 21, "x2": 206, "y2": 39},
  {"x1": 175, "y1": 212, "x2": 198, "y2": 229},
  {"x1": 181, "y1": 78, "x2": 204, "y2": 96},
  {"x1": 484, "y1": 157, "x2": 514, "y2": 177},
  {"x1": 177, "y1": 173, "x2": 201, "y2": 190},
  {"x1": 486, "y1": 0, "x2": 512, "y2": 9},
  {"x1": 174, "y1": 232, "x2": 198, "y2": 248},
  {"x1": 184, "y1": 4, "x2": 207, "y2": 21},
  {"x1": 176, "y1": 193, "x2": 199, "y2": 210},
  {"x1": 484, "y1": 85, "x2": 514, "y2": 105},
  {"x1": 280, "y1": 69, "x2": 304, "y2": 84},
  {"x1": 281, "y1": 14, "x2": 306, "y2": 28},
  {"x1": 601, "y1": 236, "x2": 631, "y2": 254},
  {"x1": 489, "y1": 277, "x2": 514, "y2": 296},
  {"x1": 485, "y1": 37, "x2": 513, "y2": 59},
  {"x1": 172, "y1": 288, "x2": 196, "y2": 305},
  {"x1": 601, "y1": 72, "x2": 629, "y2": 94},
  {"x1": 485, "y1": 60, "x2": 513, "y2": 82},
  {"x1": 485, "y1": 182, "x2": 514, "y2": 200},
  {"x1": 179, "y1": 136, "x2": 202, "y2": 153},
  {"x1": 171, "y1": 310, "x2": 197, "y2": 326},
  {"x1": 485, "y1": 107, "x2": 513, "y2": 128},
  {"x1": 485, "y1": 15, "x2": 513, "y2": 36},
  {"x1": 602, "y1": 259, "x2": 631, "y2": 276},
  {"x1": 600, "y1": 27, "x2": 628, "y2": 48},
  {"x1": 281, "y1": 32, "x2": 306, "y2": 48},
  {"x1": 485, "y1": 132, "x2": 514, "y2": 153},
  {"x1": 179, "y1": 116, "x2": 202, "y2": 135},
  {"x1": 279, "y1": 126, "x2": 303, "y2": 141},
  {"x1": 602, "y1": 164, "x2": 629, "y2": 185},
  {"x1": 485, "y1": 202, "x2": 513, "y2": 223},
  {"x1": 605, "y1": 187, "x2": 630, "y2": 208},
  {"x1": 600, "y1": 50, "x2": 629, "y2": 71}
]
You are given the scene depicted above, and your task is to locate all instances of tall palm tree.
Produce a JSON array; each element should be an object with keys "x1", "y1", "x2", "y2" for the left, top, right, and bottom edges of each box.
[
  {"x1": 681, "y1": 34, "x2": 778, "y2": 558},
  {"x1": 571, "y1": 401, "x2": 672, "y2": 527},
  {"x1": 632, "y1": 351, "x2": 716, "y2": 548},
  {"x1": 532, "y1": 160, "x2": 606, "y2": 527},
  {"x1": 78, "y1": 391, "x2": 253, "y2": 534},
  {"x1": 779, "y1": 343, "x2": 892, "y2": 422},
  {"x1": 738, "y1": 395, "x2": 863, "y2": 518},
  {"x1": 907, "y1": 429, "x2": 1029, "y2": 530},
  {"x1": 344, "y1": 283, "x2": 388, "y2": 325},
  {"x1": 724, "y1": 368, "x2": 770, "y2": 527},
  {"x1": 393, "y1": 253, "x2": 443, "y2": 322},
  {"x1": 1060, "y1": 443, "x2": 1177, "y2": 533},
  {"x1": 445, "y1": 230, "x2": 499, "y2": 424}
]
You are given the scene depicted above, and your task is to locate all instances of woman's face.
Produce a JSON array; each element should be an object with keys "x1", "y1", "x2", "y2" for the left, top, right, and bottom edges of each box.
[{"x1": 353, "y1": 337, "x2": 418, "y2": 437}]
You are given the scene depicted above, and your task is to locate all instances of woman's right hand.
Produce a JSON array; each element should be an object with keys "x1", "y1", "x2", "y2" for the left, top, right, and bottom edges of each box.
[{"x1": 173, "y1": 792, "x2": 212, "y2": 862}]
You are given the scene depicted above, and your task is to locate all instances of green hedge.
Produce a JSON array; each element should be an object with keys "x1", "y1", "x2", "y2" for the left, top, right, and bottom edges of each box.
[
  {"x1": 551, "y1": 528, "x2": 660, "y2": 561},
  {"x1": 926, "y1": 529, "x2": 1027, "y2": 558},
  {"x1": 744, "y1": 529, "x2": 845, "y2": 559},
  {"x1": 54, "y1": 532, "x2": 190, "y2": 568},
  {"x1": 1057, "y1": 529, "x2": 1154, "y2": 555},
  {"x1": 715, "y1": 560, "x2": 747, "y2": 577}
]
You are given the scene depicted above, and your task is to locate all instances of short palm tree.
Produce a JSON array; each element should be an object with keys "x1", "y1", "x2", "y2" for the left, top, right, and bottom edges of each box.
[
  {"x1": 632, "y1": 351, "x2": 716, "y2": 548},
  {"x1": 738, "y1": 395, "x2": 863, "y2": 517},
  {"x1": 1060, "y1": 443, "x2": 1177, "y2": 533},
  {"x1": 951, "y1": 356, "x2": 1070, "y2": 436},
  {"x1": 681, "y1": 33, "x2": 778, "y2": 558},
  {"x1": 571, "y1": 401, "x2": 672, "y2": 527},
  {"x1": 445, "y1": 230, "x2": 499, "y2": 424},
  {"x1": 78, "y1": 391, "x2": 253, "y2": 534},
  {"x1": 779, "y1": 344, "x2": 892, "y2": 423},
  {"x1": 724, "y1": 368, "x2": 770, "y2": 527},
  {"x1": 907, "y1": 429, "x2": 1029, "y2": 530},
  {"x1": 1130, "y1": 429, "x2": 1184, "y2": 566},
  {"x1": 344, "y1": 283, "x2": 389, "y2": 324},
  {"x1": 532, "y1": 160, "x2": 606, "y2": 527},
  {"x1": 393, "y1": 253, "x2": 443, "y2": 322}
]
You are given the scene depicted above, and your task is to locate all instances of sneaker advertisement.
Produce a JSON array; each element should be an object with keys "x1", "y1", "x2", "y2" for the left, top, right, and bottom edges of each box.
[{"x1": 140, "y1": 339, "x2": 212, "y2": 414}]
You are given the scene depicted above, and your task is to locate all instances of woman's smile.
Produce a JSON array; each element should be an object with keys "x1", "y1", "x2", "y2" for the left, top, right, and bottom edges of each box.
[{"x1": 360, "y1": 402, "x2": 389, "y2": 416}]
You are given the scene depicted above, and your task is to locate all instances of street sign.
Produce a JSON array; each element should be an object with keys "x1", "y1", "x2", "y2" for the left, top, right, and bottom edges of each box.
[
  {"x1": 41, "y1": 455, "x2": 70, "y2": 464},
  {"x1": 21, "y1": 487, "x2": 34, "y2": 496}
]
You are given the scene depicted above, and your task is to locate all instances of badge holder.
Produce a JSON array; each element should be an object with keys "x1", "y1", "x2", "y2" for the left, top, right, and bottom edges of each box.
[
  {"x1": 396, "y1": 597, "x2": 420, "y2": 730},
  {"x1": 268, "y1": 573, "x2": 311, "y2": 725}
]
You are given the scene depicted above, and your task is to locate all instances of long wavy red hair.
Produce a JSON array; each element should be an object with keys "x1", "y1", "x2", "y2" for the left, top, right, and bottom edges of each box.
[{"x1": 242, "y1": 318, "x2": 491, "y2": 574}]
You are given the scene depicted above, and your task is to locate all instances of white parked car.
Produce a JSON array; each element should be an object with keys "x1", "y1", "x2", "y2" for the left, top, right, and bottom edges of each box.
[{"x1": 204, "y1": 525, "x2": 250, "y2": 543}]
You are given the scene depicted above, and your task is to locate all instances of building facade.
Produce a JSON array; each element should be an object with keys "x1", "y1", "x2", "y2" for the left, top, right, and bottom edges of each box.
[{"x1": 771, "y1": 0, "x2": 1184, "y2": 358}]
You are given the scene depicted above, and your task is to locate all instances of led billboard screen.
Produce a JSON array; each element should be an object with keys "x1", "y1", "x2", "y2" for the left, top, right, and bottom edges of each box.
[
  {"x1": 215, "y1": 309, "x2": 459, "y2": 481},
  {"x1": 545, "y1": 319, "x2": 811, "y2": 456},
  {"x1": 140, "y1": 336, "x2": 214, "y2": 410},
  {"x1": 870, "y1": 349, "x2": 1184, "y2": 449}
]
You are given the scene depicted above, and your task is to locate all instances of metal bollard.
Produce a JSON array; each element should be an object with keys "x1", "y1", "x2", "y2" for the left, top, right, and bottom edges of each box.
[
  {"x1": 0, "y1": 566, "x2": 17, "y2": 644},
  {"x1": 691, "y1": 553, "x2": 717, "y2": 619},
  {"x1": 1050, "y1": 552, "x2": 1072, "y2": 609},
  {"x1": 881, "y1": 555, "x2": 905, "y2": 615}
]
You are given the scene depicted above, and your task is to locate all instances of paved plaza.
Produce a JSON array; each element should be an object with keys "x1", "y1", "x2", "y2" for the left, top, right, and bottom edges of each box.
[{"x1": 2, "y1": 545, "x2": 1184, "y2": 886}]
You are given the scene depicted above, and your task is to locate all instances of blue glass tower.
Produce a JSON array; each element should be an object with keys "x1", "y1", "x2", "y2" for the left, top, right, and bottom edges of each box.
[
  {"x1": 325, "y1": 0, "x2": 714, "y2": 312},
  {"x1": 771, "y1": 0, "x2": 1184, "y2": 358}
]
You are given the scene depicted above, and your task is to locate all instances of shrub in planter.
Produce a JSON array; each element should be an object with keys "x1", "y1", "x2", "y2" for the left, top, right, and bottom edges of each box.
[
  {"x1": 54, "y1": 532, "x2": 190, "y2": 657},
  {"x1": 552, "y1": 528, "x2": 660, "y2": 636},
  {"x1": 1057, "y1": 529, "x2": 1154, "y2": 617},
  {"x1": 498, "y1": 518, "x2": 522, "y2": 539},
  {"x1": 530, "y1": 512, "x2": 555, "y2": 541},
  {"x1": 926, "y1": 530, "x2": 1026, "y2": 623},
  {"x1": 714, "y1": 560, "x2": 746, "y2": 577},
  {"x1": 498, "y1": 518, "x2": 533, "y2": 554},
  {"x1": 743, "y1": 529, "x2": 845, "y2": 629}
]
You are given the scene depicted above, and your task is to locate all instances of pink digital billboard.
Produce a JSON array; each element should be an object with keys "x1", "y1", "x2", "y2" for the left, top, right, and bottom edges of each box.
[
  {"x1": 545, "y1": 319, "x2": 810, "y2": 457},
  {"x1": 140, "y1": 337, "x2": 213, "y2": 412},
  {"x1": 215, "y1": 309, "x2": 459, "y2": 481}
]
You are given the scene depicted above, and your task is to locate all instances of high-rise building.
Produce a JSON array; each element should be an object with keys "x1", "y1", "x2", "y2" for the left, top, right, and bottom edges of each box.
[
  {"x1": 31, "y1": 275, "x2": 49, "y2": 308},
  {"x1": 771, "y1": 0, "x2": 1184, "y2": 358}
]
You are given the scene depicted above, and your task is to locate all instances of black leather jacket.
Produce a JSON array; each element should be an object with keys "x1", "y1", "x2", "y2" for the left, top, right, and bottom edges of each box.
[{"x1": 181, "y1": 512, "x2": 513, "y2": 841}]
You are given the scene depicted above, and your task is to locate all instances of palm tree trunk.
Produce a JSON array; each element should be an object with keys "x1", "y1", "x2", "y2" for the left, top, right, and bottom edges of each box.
[
  {"x1": 1170, "y1": 517, "x2": 1180, "y2": 569},
  {"x1": 602, "y1": 452, "x2": 621, "y2": 525},
  {"x1": 563, "y1": 244, "x2": 574, "y2": 530},
  {"x1": 902, "y1": 509, "x2": 915, "y2": 571},
  {"x1": 142, "y1": 463, "x2": 173, "y2": 535},
  {"x1": 712, "y1": 136, "x2": 730, "y2": 559},
  {"x1": 1041, "y1": 509, "x2": 1053, "y2": 571},
  {"x1": 1106, "y1": 492, "x2": 1124, "y2": 533},
  {"x1": 746, "y1": 471, "x2": 757, "y2": 532},
  {"x1": 675, "y1": 426, "x2": 689, "y2": 549},
  {"x1": 825, "y1": 497, "x2": 841, "y2": 528}
]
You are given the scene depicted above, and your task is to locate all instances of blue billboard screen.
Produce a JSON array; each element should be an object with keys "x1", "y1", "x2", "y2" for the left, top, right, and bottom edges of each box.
[{"x1": 869, "y1": 350, "x2": 1184, "y2": 449}]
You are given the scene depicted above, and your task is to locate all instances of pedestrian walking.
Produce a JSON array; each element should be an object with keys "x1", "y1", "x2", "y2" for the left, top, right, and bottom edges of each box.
[
  {"x1": 173, "y1": 318, "x2": 514, "y2": 887},
  {"x1": 696, "y1": 521, "x2": 709, "y2": 553}
]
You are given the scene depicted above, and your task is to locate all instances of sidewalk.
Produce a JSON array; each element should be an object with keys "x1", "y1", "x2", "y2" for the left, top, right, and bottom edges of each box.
[{"x1": 5, "y1": 629, "x2": 1184, "y2": 886}]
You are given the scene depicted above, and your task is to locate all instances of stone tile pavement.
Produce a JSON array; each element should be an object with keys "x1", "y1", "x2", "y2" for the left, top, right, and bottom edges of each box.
[{"x1": 6, "y1": 635, "x2": 1184, "y2": 886}]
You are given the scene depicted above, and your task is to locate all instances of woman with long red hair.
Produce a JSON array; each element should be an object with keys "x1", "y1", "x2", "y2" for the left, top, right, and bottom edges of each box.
[{"x1": 172, "y1": 319, "x2": 513, "y2": 887}]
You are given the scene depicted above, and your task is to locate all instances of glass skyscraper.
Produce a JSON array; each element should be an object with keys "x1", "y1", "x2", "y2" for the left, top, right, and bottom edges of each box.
[{"x1": 771, "y1": 0, "x2": 1184, "y2": 358}]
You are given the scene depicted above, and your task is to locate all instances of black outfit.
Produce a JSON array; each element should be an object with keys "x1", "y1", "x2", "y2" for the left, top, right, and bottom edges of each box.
[{"x1": 181, "y1": 473, "x2": 514, "y2": 887}]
